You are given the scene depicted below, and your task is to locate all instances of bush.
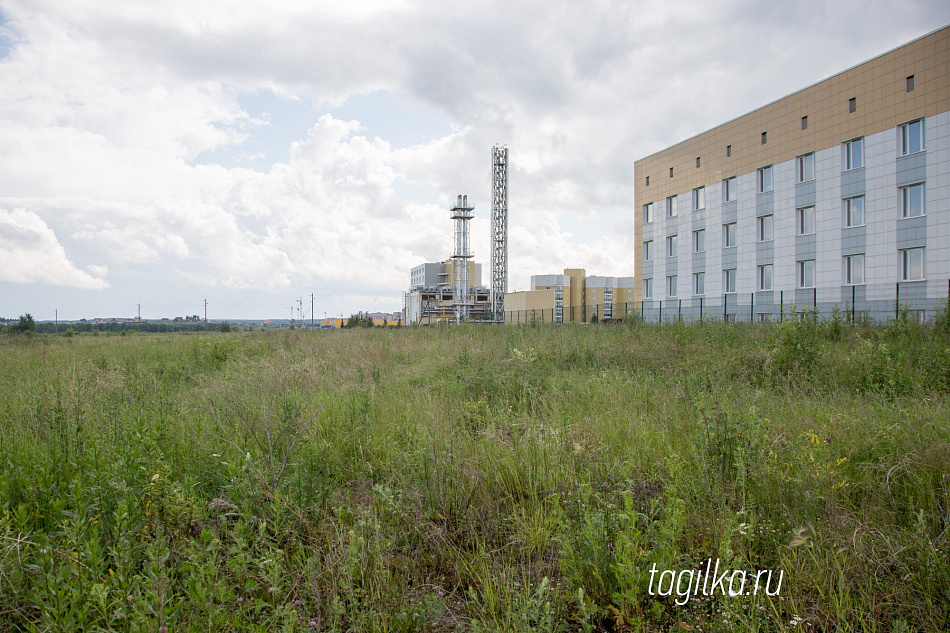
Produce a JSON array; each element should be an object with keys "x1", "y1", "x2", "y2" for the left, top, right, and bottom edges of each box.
[{"x1": 8, "y1": 314, "x2": 36, "y2": 334}]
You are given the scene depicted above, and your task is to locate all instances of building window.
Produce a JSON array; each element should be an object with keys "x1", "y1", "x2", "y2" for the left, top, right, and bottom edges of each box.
[
  {"x1": 801, "y1": 115, "x2": 808, "y2": 130},
  {"x1": 758, "y1": 215, "x2": 773, "y2": 242},
  {"x1": 643, "y1": 278, "x2": 653, "y2": 299},
  {"x1": 723, "y1": 269, "x2": 736, "y2": 294},
  {"x1": 901, "y1": 119, "x2": 924, "y2": 155},
  {"x1": 670, "y1": 167, "x2": 674, "y2": 178},
  {"x1": 667, "y1": 275, "x2": 677, "y2": 297},
  {"x1": 797, "y1": 153, "x2": 815, "y2": 182},
  {"x1": 844, "y1": 137, "x2": 864, "y2": 170},
  {"x1": 694, "y1": 272, "x2": 705, "y2": 295},
  {"x1": 643, "y1": 240, "x2": 653, "y2": 261},
  {"x1": 643, "y1": 202, "x2": 654, "y2": 224},
  {"x1": 757, "y1": 165, "x2": 773, "y2": 193},
  {"x1": 758, "y1": 264, "x2": 773, "y2": 291},
  {"x1": 901, "y1": 248, "x2": 924, "y2": 281},
  {"x1": 845, "y1": 254, "x2": 865, "y2": 285},
  {"x1": 726, "y1": 145, "x2": 732, "y2": 157},
  {"x1": 645, "y1": 176, "x2": 650, "y2": 186},
  {"x1": 693, "y1": 229, "x2": 705, "y2": 253},
  {"x1": 667, "y1": 235, "x2": 677, "y2": 258},
  {"x1": 798, "y1": 206, "x2": 815, "y2": 235},
  {"x1": 798, "y1": 260, "x2": 815, "y2": 288},
  {"x1": 900, "y1": 184, "x2": 924, "y2": 218},
  {"x1": 692, "y1": 186, "x2": 705, "y2": 211},
  {"x1": 696, "y1": 157, "x2": 701, "y2": 168},
  {"x1": 723, "y1": 223, "x2": 736, "y2": 248},
  {"x1": 667, "y1": 195, "x2": 677, "y2": 218},
  {"x1": 844, "y1": 196, "x2": 864, "y2": 227},
  {"x1": 906, "y1": 75, "x2": 915, "y2": 92},
  {"x1": 761, "y1": 131, "x2": 767, "y2": 145},
  {"x1": 848, "y1": 97, "x2": 856, "y2": 113},
  {"x1": 723, "y1": 177, "x2": 736, "y2": 202}
]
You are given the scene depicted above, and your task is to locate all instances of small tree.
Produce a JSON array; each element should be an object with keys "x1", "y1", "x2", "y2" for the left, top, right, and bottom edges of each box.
[{"x1": 9, "y1": 313, "x2": 36, "y2": 334}]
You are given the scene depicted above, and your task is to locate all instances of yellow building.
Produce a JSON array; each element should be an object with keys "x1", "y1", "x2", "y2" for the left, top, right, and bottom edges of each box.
[{"x1": 504, "y1": 269, "x2": 636, "y2": 323}]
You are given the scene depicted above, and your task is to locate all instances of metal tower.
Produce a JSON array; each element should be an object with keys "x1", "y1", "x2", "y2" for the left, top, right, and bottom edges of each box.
[
  {"x1": 450, "y1": 194, "x2": 475, "y2": 323},
  {"x1": 491, "y1": 145, "x2": 508, "y2": 322}
]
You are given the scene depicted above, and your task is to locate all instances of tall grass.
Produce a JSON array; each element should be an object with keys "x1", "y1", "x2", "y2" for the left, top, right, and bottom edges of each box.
[{"x1": 1, "y1": 315, "x2": 948, "y2": 631}]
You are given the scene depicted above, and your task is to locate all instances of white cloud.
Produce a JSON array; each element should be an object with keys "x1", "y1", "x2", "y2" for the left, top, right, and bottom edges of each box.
[
  {"x1": 0, "y1": 0, "x2": 947, "y2": 318},
  {"x1": 0, "y1": 207, "x2": 108, "y2": 289}
]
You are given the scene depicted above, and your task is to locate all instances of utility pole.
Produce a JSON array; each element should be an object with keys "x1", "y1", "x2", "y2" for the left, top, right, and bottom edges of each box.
[
  {"x1": 298, "y1": 297, "x2": 303, "y2": 325},
  {"x1": 290, "y1": 306, "x2": 294, "y2": 327},
  {"x1": 137, "y1": 303, "x2": 141, "y2": 323},
  {"x1": 204, "y1": 299, "x2": 208, "y2": 323},
  {"x1": 311, "y1": 293, "x2": 314, "y2": 330},
  {"x1": 55, "y1": 309, "x2": 58, "y2": 334}
]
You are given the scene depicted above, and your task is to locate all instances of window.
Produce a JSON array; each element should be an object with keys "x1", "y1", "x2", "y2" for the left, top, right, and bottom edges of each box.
[
  {"x1": 693, "y1": 272, "x2": 705, "y2": 295},
  {"x1": 844, "y1": 137, "x2": 864, "y2": 170},
  {"x1": 693, "y1": 229, "x2": 705, "y2": 253},
  {"x1": 723, "y1": 223, "x2": 736, "y2": 248},
  {"x1": 670, "y1": 167, "x2": 674, "y2": 178},
  {"x1": 901, "y1": 184, "x2": 924, "y2": 218},
  {"x1": 848, "y1": 97, "x2": 856, "y2": 113},
  {"x1": 758, "y1": 215, "x2": 773, "y2": 242},
  {"x1": 692, "y1": 186, "x2": 705, "y2": 210},
  {"x1": 643, "y1": 278, "x2": 653, "y2": 299},
  {"x1": 667, "y1": 195, "x2": 677, "y2": 218},
  {"x1": 798, "y1": 206, "x2": 815, "y2": 235},
  {"x1": 645, "y1": 176, "x2": 650, "y2": 186},
  {"x1": 757, "y1": 165, "x2": 773, "y2": 193},
  {"x1": 901, "y1": 119, "x2": 924, "y2": 155},
  {"x1": 723, "y1": 269, "x2": 736, "y2": 293},
  {"x1": 723, "y1": 177, "x2": 736, "y2": 202},
  {"x1": 667, "y1": 275, "x2": 677, "y2": 297},
  {"x1": 758, "y1": 264, "x2": 773, "y2": 291},
  {"x1": 798, "y1": 260, "x2": 815, "y2": 288},
  {"x1": 906, "y1": 75, "x2": 915, "y2": 92},
  {"x1": 845, "y1": 254, "x2": 865, "y2": 285},
  {"x1": 761, "y1": 131, "x2": 767, "y2": 144},
  {"x1": 696, "y1": 157, "x2": 701, "y2": 168},
  {"x1": 844, "y1": 196, "x2": 864, "y2": 227},
  {"x1": 801, "y1": 115, "x2": 808, "y2": 130},
  {"x1": 726, "y1": 145, "x2": 732, "y2": 157},
  {"x1": 667, "y1": 235, "x2": 677, "y2": 258},
  {"x1": 643, "y1": 240, "x2": 653, "y2": 261},
  {"x1": 797, "y1": 153, "x2": 815, "y2": 182},
  {"x1": 643, "y1": 202, "x2": 654, "y2": 224},
  {"x1": 901, "y1": 248, "x2": 924, "y2": 281}
]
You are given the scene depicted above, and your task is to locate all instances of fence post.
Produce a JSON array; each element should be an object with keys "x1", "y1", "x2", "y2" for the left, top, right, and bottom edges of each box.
[
  {"x1": 851, "y1": 286, "x2": 858, "y2": 325},
  {"x1": 723, "y1": 294, "x2": 727, "y2": 321},
  {"x1": 896, "y1": 283, "x2": 900, "y2": 320},
  {"x1": 751, "y1": 292, "x2": 754, "y2": 323},
  {"x1": 678, "y1": 299, "x2": 682, "y2": 321},
  {"x1": 700, "y1": 297, "x2": 704, "y2": 325},
  {"x1": 780, "y1": 290, "x2": 784, "y2": 323},
  {"x1": 659, "y1": 300, "x2": 662, "y2": 323}
]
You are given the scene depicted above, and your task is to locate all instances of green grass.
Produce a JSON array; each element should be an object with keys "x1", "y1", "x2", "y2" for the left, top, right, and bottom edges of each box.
[{"x1": 1, "y1": 314, "x2": 949, "y2": 631}]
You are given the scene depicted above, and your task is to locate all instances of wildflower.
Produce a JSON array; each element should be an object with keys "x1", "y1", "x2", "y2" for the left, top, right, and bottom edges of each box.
[
  {"x1": 294, "y1": 599, "x2": 302, "y2": 606},
  {"x1": 309, "y1": 621, "x2": 317, "y2": 627},
  {"x1": 159, "y1": 627, "x2": 168, "y2": 633},
  {"x1": 127, "y1": 595, "x2": 133, "y2": 602},
  {"x1": 237, "y1": 597, "x2": 243, "y2": 603}
]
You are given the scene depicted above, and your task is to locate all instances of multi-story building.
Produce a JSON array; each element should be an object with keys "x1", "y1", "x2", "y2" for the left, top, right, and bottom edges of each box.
[
  {"x1": 634, "y1": 27, "x2": 949, "y2": 323},
  {"x1": 504, "y1": 268, "x2": 636, "y2": 323}
]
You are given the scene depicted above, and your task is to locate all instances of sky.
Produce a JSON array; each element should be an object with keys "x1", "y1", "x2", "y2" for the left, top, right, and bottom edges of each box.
[{"x1": 1, "y1": 1, "x2": 948, "y2": 321}]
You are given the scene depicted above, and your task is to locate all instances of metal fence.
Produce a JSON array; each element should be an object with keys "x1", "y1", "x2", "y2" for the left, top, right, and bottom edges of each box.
[{"x1": 504, "y1": 281, "x2": 950, "y2": 325}]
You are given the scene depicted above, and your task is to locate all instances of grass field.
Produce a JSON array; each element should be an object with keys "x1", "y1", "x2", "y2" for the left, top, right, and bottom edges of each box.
[{"x1": 1, "y1": 311, "x2": 949, "y2": 632}]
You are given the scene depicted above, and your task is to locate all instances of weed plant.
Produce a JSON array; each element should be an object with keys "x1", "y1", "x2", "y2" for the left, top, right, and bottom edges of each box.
[{"x1": 0, "y1": 317, "x2": 948, "y2": 631}]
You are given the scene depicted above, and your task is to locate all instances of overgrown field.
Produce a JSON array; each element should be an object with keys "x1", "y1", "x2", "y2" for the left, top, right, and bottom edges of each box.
[{"x1": 1, "y1": 313, "x2": 949, "y2": 632}]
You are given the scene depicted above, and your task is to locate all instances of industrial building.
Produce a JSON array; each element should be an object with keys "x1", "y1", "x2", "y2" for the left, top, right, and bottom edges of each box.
[
  {"x1": 504, "y1": 269, "x2": 636, "y2": 323},
  {"x1": 404, "y1": 259, "x2": 491, "y2": 325},
  {"x1": 634, "y1": 27, "x2": 949, "y2": 323}
]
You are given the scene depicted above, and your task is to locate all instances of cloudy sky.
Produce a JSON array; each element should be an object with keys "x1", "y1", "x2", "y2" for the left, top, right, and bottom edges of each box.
[{"x1": 1, "y1": 1, "x2": 948, "y2": 321}]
